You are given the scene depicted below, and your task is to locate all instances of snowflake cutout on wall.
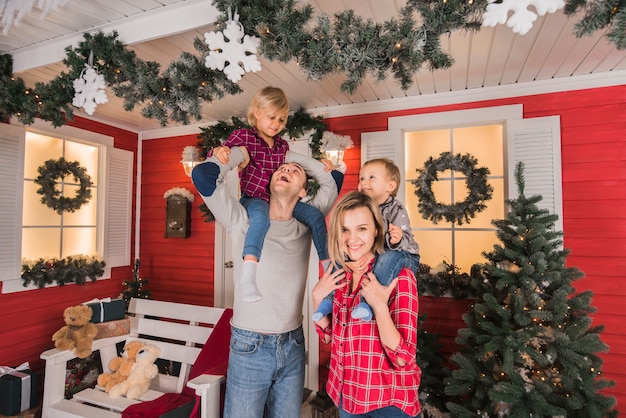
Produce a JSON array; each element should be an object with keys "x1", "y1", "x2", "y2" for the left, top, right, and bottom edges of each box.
[
  {"x1": 72, "y1": 64, "x2": 108, "y2": 115},
  {"x1": 204, "y1": 12, "x2": 262, "y2": 83},
  {"x1": 482, "y1": 0, "x2": 565, "y2": 35}
]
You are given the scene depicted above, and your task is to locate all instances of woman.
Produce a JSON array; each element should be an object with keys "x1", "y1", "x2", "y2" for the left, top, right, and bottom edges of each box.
[{"x1": 312, "y1": 191, "x2": 422, "y2": 418}]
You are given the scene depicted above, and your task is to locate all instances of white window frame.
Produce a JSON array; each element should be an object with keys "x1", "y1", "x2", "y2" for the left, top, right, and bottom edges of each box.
[
  {"x1": 361, "y1": 104, "x2": 563, "y2": 242},
  {"x1": 0, "y1": 120, "x2": 133, "y2": 293}
]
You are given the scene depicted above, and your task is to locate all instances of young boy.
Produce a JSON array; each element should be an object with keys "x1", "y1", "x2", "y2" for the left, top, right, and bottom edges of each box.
[
  {"x1": 313, "y1": 158, "x2": 419, "y2": 321},
  {"x1": 211, "y1": 86, "x2": 342, "y2": 302}
]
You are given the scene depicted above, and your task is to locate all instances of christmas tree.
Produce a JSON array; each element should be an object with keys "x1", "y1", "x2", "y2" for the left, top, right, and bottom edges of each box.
[
  {"x1": 122, "y1": 259, "x2": 151, "y2": 305},
  {"x1": 445, "y1": 163, "x2": 617, "y2": 417}
]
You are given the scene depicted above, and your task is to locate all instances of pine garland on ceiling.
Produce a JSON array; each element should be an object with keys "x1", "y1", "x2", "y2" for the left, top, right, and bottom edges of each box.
[{"x1": 1, "y1": 0, "x2": 624, "y2": 128}]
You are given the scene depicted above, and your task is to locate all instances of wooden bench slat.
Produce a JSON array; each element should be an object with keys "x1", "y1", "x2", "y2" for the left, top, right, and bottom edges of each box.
[
  {"x1": 46, "y1": 399, "x2": 120, "y2": 418},
  {"x1": 72, "y1": 388, "x2": 163, "y2": 412}
]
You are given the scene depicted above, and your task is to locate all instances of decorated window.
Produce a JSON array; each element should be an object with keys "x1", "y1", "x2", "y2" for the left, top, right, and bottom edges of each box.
[
  {"x1": 362, "y1": 104, "x2": 562, "y2": 276},
  {"x1": 0, "y1": 121, "x2": 133, "y2": 293}
]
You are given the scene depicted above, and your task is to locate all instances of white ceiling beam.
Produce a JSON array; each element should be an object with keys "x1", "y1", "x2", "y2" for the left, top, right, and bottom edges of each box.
[{"x1": 11, "y1": 0, "x2": 220, "y2": 73}]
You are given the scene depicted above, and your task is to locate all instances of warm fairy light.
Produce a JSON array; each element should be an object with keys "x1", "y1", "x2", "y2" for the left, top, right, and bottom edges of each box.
[{"x1": 395, "y1": 42, "x2": 402, "y2": 48}]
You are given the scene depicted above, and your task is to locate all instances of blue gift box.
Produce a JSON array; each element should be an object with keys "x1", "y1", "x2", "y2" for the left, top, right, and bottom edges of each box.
[
  {"x1": 0, "y1": 365, "x2": 39, "y2": 416},
  {"x1": 85, "y1": 298, "x2": 126, "y2": 323}
]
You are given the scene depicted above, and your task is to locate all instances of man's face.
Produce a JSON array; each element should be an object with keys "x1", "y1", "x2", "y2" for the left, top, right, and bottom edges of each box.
[{"x1": 270, "y1": 163, "x2": 307, "y2": 198}]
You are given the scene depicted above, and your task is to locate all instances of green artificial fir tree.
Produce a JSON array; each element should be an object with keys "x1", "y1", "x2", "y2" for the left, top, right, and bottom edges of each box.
[
  {"x1": 445, "y1": 163, "x2": 617, "y2": 417},
  {"x1": 416, "y1": 313, "x2": 451, "y2": 417},
  {"x1": 122, "y1": 259, "x2": 151, "y2": 305}
]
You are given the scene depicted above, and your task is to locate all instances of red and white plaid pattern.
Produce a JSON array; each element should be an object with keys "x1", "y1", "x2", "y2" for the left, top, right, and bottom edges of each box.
[{"x1": 317, "y1": 260, "x2": 422, "y2": 416}]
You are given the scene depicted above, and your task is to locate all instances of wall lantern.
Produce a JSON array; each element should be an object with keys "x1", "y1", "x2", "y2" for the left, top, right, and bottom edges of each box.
[
  {"x1": 321, "y1": 131, "x2": 353, "y2": 168},
  {"x1": 163, "y1": 187, "x2": 194, "y2": 238},
  {"x1": 181, "y1": 145, "x2": 201, "y2": 177}
]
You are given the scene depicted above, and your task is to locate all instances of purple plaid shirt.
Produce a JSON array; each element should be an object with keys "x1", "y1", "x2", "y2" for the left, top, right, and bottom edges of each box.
[{"x1": 223, "y1": 128, "x2": 290, "y2": 202}]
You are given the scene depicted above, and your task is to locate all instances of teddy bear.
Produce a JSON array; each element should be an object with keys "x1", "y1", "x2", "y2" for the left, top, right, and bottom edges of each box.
[
  {"x1": 97, "y1": 340, "x2": 144, "y2": 393},
  {"x1": 108, "y1": 343, "x2": 161, "y2": 400},
  {"x1": 51, "y1": 305, "x2": 98, "y2": 358}
]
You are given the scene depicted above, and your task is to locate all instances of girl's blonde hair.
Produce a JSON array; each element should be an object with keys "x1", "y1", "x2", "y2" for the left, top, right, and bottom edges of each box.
[
  {"x1": 328, "y1": 191, "x2": 385, "y2": 270},
  {"x1": 362, "y1": 158, "x2": 401, "y2": 197},
  {"x1": 247, "y1": 86, "x2": 289, "y2": 126}
]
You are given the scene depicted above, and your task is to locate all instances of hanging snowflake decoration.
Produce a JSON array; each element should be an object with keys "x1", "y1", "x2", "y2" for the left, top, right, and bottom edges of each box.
[
  {"x1": 482, "y1": 0, "x2": 565, "y2": 35},
  {"x1": 72, "y1": 59, "x2": 108, "y2": 115},
  {"x1": 204, "y1": 10, "x2": 261, "y2": 83}
]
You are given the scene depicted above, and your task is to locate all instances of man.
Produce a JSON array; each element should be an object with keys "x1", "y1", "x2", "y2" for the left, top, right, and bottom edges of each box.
[{"x1": 191, "y1": 146, "x2": 338, "y2": 418}]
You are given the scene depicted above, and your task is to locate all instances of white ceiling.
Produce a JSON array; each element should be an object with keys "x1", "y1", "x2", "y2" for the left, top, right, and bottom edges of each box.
[{"x1": 3, "y1": 0, "x2": 626, "y2": 133}]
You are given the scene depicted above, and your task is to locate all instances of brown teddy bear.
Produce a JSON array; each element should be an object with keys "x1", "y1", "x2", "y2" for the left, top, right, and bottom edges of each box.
[
  {"x1": 51, "y1": 305, "x2": 98, "y2": 359},
  {"x1": 108, "y1": 343, "x2": 161, "y2": 400},
  {"x1": 97, "y1": 340, "x2": 144, "y2": 393}
]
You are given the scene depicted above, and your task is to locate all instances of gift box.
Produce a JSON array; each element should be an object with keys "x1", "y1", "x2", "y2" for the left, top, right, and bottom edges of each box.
[
  {"x1": 0, "y1": 404, "x2": 41, "y2": 418},
  {"x1": 94, "y1": 317, "x2": 131, "y2": 340},
  {"x1": 0, "y1": 364, "x2": 40, "y2": 416},
  {"x1": 84, "y1": 298, "x2": 126, "y2": 323}
]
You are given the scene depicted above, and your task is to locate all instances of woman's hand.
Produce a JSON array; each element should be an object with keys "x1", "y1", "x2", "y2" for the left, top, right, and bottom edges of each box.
[
  {"x1": 312, "y1": 265, "x2": 346, "y2": 311},
  {"x1": 360, "y1": 272, "x2": 398, "y2": 315}
]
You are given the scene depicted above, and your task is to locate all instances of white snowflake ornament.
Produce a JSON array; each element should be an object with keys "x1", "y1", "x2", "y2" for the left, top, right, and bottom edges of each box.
[
  {"x1": 482, "y1": 0, "x2": 565, "y2": 35},
  {"x1": 204, "y1": 12, "x2": 261, "y2": 83},
  {"x1": 72, "y1": 64, "x2": 108, "y2": 115}
]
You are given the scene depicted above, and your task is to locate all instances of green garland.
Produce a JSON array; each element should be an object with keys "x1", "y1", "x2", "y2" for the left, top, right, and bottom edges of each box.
[
  {"x1": 412, "y1": 152, "x2": 493, "y2": 225},
  {"x1": 2, "y1": 0, "x2": 623, "y2": 128},
  {"x1": 21, "y1": 255, "x2": 106, "y2": 288},
  {"x1": 34, "y1": 158, "x2": 93, "y2": 215}
]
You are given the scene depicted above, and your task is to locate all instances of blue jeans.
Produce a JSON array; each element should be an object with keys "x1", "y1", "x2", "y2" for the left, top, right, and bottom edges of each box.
[
  {"x1": 223, "y1": 325, "x2": 306, "y2": 418},
  {"x1": 241, "y1": 196, "x2": 330, "y2": 261},
  {"x1": 241, "y1": 195, "x2": 270, "y2": 260},
  {"x1": 372, "y1": 250, "x2": 420, "y2": 286},
  {"x1": 293, "y1": 200, "x2": 329, "y2": 260}
]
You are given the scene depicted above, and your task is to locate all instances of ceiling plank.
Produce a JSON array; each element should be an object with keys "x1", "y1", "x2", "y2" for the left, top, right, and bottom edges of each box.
[{"x1": 11, "y1": 0, "x2": 220, "y2": 73}]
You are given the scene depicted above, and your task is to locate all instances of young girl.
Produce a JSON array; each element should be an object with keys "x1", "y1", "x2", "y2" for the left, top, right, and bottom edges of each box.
[
  {"x1": 212, "y1": 86, "x2": 341, "y2": 302},
  {"x1": 312, "y1": 191, "x2": 422, "y2": 418}
]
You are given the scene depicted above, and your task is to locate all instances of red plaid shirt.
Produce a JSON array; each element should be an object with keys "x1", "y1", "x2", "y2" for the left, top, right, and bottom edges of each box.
[
  {"x1": 223, "y1": 128, "x2": 290, "y2": 202},
  {"x1": 316, "y1": 259, "x2": 421, "y2": 416}
]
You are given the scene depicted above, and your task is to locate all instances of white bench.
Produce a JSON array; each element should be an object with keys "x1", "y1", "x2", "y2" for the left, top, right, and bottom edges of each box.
[{"x1": 40, "y1": 298, "x2": 232, "y2": 418}]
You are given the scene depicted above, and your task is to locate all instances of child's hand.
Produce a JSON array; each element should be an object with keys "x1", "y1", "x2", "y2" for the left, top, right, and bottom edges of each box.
[
  {"x1": 388, "y1": 223, "x2": 402, "y2": 246},
  {"x1": 345, "y1": 256, "x2": 369, "y2": 277},
  {"x1": 212, "y1": 146, "x2": 230, "y2": 165},
  {"x1": 320, "y1": 158, "x2": 334, "y2": 172}
]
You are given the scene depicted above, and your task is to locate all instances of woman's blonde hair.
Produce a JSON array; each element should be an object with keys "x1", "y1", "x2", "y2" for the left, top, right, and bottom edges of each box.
[
  {"x1": 328, "y1": 191, "x2": 385, "y2": 270},
  {"x1": 247, "y1": 86, "x2": 289, "y2": 126}
]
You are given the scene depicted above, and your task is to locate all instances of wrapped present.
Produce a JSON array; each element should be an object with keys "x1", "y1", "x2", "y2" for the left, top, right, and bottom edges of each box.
[
  {"x1": 0, "y1": 404, "x2": 41, "y2": 418},
  {"x1": 94, "y1": 317, "x2": 131, "y2": 340},
  {"x1": 0, "y1": 363, "x2": 39, "y2": 416},
  {"x1": 84, "y1": 298, "x2": 126, "y2": 323}
]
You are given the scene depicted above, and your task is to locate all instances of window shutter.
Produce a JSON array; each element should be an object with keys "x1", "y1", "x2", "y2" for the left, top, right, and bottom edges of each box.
[
  {"x1": 506, "y1": 116, "x2": 563, "y2": 232},
  {"x1": 104, "y1": 147, "x2": 133, "y2": 268},
  {"x1": 361, "y1": 130, "x2": 405, "y2": 200},
  {"x1": 0, "y1": 124, "x2": 24, "y2": 283}
]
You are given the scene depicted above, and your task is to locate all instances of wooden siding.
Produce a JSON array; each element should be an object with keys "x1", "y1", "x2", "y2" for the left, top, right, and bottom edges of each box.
[
  {"x1": 1, "y1": 84, "x2": 624, "y2": 413},
  {"x1": 0, "y1": 116, "x2": 138, "y2": 390},
  {"x1": 139, "y1": 135, "x2": 217, "y2": 306}
]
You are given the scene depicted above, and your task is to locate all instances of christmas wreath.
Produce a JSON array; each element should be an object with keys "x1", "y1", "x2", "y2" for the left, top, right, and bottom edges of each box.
[
  {"x1": 34, "y1": 158, "x2": 93, "y2": 215},
  {"x1": 412, "y1": 152, "x2": 493, "y2": 225}
]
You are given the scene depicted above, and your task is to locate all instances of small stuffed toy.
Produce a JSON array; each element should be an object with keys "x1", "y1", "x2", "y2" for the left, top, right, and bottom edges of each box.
[
  {"x1": 108, "y1": 343, "x2": 161, "y2": 400},
  {"x1": 97, "y1": 340, "x2": 144, "y2": 393},
  {"x1": 51, "y1": 305, "x2": 98, "y2": 358}
]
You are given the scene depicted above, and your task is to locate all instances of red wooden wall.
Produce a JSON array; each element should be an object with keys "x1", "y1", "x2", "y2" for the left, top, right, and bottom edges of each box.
[
  {"x1": 1, "y1": 83, "x2": 623, "y2": 413},
  {"x1": 0, "y1": 116, "x2": 138, "y2": 381},
  {"x1": 138, "y1": 135, "x2": 217, "y2": 306}
]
